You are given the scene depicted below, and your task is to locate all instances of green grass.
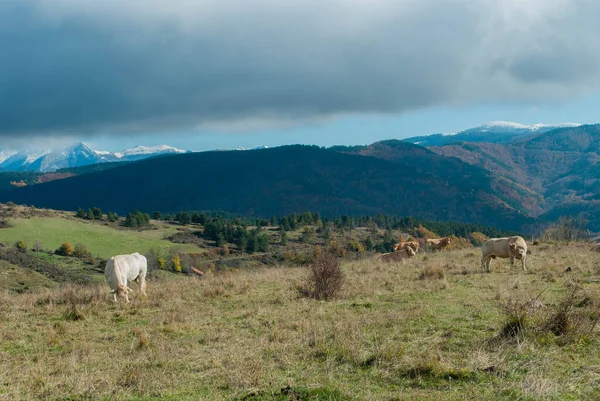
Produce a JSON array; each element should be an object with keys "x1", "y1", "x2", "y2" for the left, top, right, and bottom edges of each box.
[
  {"x1": 1, "y1": 244, "x2": 600, "y2": 399},
  {"x1": 0, "y1": 217, "x2": 202, "y2": 259}
]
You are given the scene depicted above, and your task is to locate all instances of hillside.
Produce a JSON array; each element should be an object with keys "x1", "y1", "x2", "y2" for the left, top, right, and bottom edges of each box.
[
  {"x1": 331, "y1": 140, "x2": 543, "y2": 217},
  {"x1": 429, "y1": 124, "x2": 600, "y2": 230},
  {"x1": 0, "y1": 162, "x2": 126, "y2": 191},
  {"x1": 0, "y1": 145, "x2": 536, "y2": 232}
]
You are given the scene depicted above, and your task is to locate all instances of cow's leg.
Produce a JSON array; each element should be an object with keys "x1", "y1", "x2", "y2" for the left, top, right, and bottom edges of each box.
[
  {"x1": 522, "y1": 256, "x2": 527, "y2": 271},
  {"x1": 113, "y1": 292, "x2": 118, "y2": 302},
  {"x1": 482, "y1": 256, "x2": 492, "y2": 272},
  {"x1": 509, "y1": 255, "x2": 514, "y2": 268},
  {"x1": 140, "y1": 276, "x2": 147, "y2": 296}
]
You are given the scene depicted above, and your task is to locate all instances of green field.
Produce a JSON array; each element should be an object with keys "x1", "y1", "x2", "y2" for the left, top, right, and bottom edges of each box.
[{"x1": 0, "y1": 217, "x2": 202, "y2": 259}]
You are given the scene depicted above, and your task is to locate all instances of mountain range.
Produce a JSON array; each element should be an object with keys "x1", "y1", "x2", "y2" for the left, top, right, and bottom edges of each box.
[
  {"x1": 0, "y1": 121, "x2": 597, "y2": 233},
  {"x1": 0, "y1": 143, "x2": 190, "y2": 172}
]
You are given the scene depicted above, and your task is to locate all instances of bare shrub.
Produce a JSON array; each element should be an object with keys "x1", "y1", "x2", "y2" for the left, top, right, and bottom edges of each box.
[
  {"x1": 32, "y1": 239, "x2": 44, "y2": 252},
  {"x1": 497, "y1": 285, "x2": 599, "y2": 345},
  {"x1": 542, "y1": 215, "x2": 589, "y2": 243},
  {"x1": 541, "y1": 284, "x2": 599, "y2": 339},
  {"x1": 298, "y1": 247, "x2": 344, "y2": 300},
  {"x1": 132, "y1": 328, "x2": 149, "y2": 350},
  {"x1": 419, "y1": 265, "x2": 445, "y2": 280}
]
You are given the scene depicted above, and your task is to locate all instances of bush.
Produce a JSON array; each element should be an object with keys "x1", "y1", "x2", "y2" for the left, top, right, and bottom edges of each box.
[
  {"x1": 0, "y1": 219, "x2": 12, "y2": 228},
  {"x1": 416, "y1": 225, "x2": 438, "y2": 239},
  {"x1": 172, "y1": 254, "x2": 182, "y2": 273},
  {"x1": 346, "y1": 240, "x2": 365, "y2": 254},
  {"x1": 32, "y1": 239, "x2": 44, "y2": 252},
  {"x1": 298, "y1": 247, "x2": 344, "y2": 300},
  {"x1": 55, "y1": 242, "x2": 74, "y2": 257},
  {"x1": 73, "y1": 243, "x2": 90, "y2": 259},
  {"x1": 15, "y1": 240, "x2": 27, "y2": 252},
  {"x1": 469, "y1": 232, "x2": 488, "y2": 247}
]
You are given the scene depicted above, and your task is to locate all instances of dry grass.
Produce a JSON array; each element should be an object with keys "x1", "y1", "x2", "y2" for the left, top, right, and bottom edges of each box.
[{"x1": 0, "y1": 244, "x2": 599, "y2": 400}]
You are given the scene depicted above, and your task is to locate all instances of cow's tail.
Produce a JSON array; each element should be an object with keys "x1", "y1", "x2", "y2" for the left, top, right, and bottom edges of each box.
[{"x1": 113, "y1": 257, "x2": 128, "y2": 298}]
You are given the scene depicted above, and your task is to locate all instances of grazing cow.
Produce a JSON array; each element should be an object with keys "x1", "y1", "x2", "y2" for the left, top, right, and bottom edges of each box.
[
  {"x1": 393, "y1": 241, "x2": 420, "y2": 254},
  {"x1": 378, "y1": 247, "x2": 416, "y2": 262},
  {"x1": 481, "y1": 236, "x2": 528, "y2": 272},
  {"x1": 105, "y1": 252, "x2": 148, "y2": 303},
  {"x1": 426, "y1": 237, "x2": 452, "y2": 251}
]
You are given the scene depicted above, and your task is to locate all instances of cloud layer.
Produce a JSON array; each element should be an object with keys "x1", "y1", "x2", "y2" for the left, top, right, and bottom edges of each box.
[{"x1": 2, "y1": 0, "x2": 600, "y2": 138}]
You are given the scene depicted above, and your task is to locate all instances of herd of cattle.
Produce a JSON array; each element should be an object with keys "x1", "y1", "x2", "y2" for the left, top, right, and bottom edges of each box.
[
  {"x1": 105, "y1": 236, "x2": 530, "y2": 303},
  {"x1": 377, "y1": 235, "x2": 529, "y2": 271}
]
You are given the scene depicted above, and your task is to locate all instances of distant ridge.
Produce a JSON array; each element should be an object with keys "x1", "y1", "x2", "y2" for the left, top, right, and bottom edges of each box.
[
  {"x1": 403, "y1": 121, "x2": 582, "y2": 147},
  {"x1": 0, "y1": 143, "x2": 191, "y2": 172}
]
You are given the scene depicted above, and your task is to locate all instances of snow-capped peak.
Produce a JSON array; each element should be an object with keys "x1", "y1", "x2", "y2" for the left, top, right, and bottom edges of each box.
[
  {"x1": 0, "y1": 150, "x2": 18, "y2": 164},
  {"x1": 0, "y1": 142, "x2": 192, "y2": 172},
  {"x1": 113, "y1": 144, "x2": 188, "y2": 158},
  {"x1": 480, "y1": 121, "x2": 581, "y2": 131}
]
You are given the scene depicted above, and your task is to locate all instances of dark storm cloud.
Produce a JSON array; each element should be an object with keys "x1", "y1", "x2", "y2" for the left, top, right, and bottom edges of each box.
[{"x1": 1, "y1": 0, "x2": 600, "y2": 137}]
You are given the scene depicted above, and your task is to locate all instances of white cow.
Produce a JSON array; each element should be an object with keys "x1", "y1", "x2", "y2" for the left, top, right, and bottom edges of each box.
[
  {"x1": 104, "y1": 252, "x2": 148, "y2": 302},
  {"x1": 481, "y1": 236, "x2": 528, "y2": 272}
]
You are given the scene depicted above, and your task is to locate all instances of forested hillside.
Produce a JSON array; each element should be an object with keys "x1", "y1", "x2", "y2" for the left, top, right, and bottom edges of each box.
[
  {"x1": 430, "y1": 124, "x2": 600, "y2": 230},
  {"x1": 0, "y1": 145, "x2": 536, "y2": 232}
]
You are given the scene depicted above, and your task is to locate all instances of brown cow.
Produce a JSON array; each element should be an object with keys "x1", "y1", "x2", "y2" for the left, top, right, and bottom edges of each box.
[
  {"x1": 378, "y1": 247, "x2": 416, "y2": 262},
  {"x1": 426, "y1": 237, "x2": 452, "y2": 251},
  {"x1": 393, "y1": 241, "x2": 420, "y2": 254}
]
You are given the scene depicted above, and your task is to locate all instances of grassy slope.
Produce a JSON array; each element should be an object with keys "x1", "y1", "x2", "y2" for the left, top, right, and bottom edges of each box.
[
  {"x1": 0, "y1": 217, "x2": 201, "y2": 259},
  {"x1": 1, "y1": 245, "x2": 599, "y2": 399},
  {"x1": 0, "y1": 259, "x2": 56, "y2": 292}
]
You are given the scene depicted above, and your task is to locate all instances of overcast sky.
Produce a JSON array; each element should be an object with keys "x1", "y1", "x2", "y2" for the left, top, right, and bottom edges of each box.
[{"x1": 2, "y1": 0, "x2": 600, "y2": 151}]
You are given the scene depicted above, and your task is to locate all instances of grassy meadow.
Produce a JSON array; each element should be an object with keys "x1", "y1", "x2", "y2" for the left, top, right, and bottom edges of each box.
[
  {"x1": 1, "y1": 243, "x2": 600, "y2": 400},
  {"x1": 0, "y1": 217, "x2": 202, "y2": 259}
]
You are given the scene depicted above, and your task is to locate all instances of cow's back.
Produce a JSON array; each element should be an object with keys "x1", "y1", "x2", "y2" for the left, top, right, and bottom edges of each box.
[
  {"x1": 115, "y1": 254, "x2": 145, "y2": 281},
  {"x1": 482, "y1": 237, "x2": 510, "y2": 258}
]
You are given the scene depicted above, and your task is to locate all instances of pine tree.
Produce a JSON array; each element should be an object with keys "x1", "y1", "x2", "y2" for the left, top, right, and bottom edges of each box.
[
  {"x1": 91, "y1": 207, "x2": 103, "y2": 219},
  {"x1": 280, "y1": 229, "x2": 288, "y2": 246}
]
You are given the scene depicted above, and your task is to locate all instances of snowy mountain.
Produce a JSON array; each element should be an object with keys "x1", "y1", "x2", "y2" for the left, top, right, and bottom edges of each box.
[
  {"x1": 404, "y1": 121, "x2": 582, "y2": 147},
  {"x1": 111, "y1": 145, "x2": 189, "y2": 161},
  {"x1": 28, "y1": 143, "x2": 105, "y2": 172},
  {"x1": 0, "y1": 150, "x2": 18, "y2": 164},
  {"x1": 0, "y1": 149, "x2": 52, "y2": 172},
  {"x1": 0, "y1": 143, "x2": 191, "y2": 172}
]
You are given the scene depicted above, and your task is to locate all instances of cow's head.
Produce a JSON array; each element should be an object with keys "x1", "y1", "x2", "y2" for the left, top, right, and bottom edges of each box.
[
  {"x1": 116, "y1": 283, "x2": 129, "y2": 299},
  {"x1": 406, "y1": 247, "x2": 416, "y2": 257},
  {"x1": 510, "y1": 243, "x2": 526, "y2": 259},
  {"x1": 393, "y1": 243, "x2": 401, "y2": 252}
]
